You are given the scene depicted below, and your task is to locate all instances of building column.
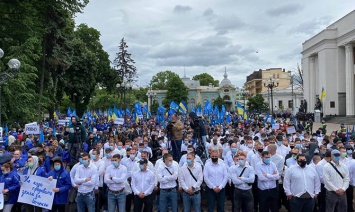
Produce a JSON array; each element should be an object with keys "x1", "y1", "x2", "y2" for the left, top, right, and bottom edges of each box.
[
  {"x1": 309, "y1": 57, "x2": 316, "y2": 113},
  {"x1": 345, "y1": 43, "x2": 355, "y2": 116}
]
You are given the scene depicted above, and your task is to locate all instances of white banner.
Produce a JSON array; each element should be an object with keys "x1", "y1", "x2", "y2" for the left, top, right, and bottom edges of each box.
[
  {"x1": 138, "y1": 115, "x2": 144, "y2": 119},
  {"x1": 0, "y1": 183, "x2": 4, "y2": 210},
  {"x1": 114, "y1": 118, "x2": 124, "y2": 125},
  {"x1": 24, "y1": 125, "x2": 40, "y2": 135},
  {"x1": 57, "y1": 120, "x2": 67, "y2": 126},
  {"x1": 272, "y1": 124, "x2": 280, "y2": 130},
  {"x1": 18, "y1": 175, "x2": 57, "y2": 210},
  {"x1": 287, "y1": 126, "x2": 296, "y2": 134}
]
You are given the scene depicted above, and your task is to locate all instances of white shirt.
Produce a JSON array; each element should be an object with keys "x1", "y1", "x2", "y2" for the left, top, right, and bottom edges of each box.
[
  {"x1": 104, "y1": 164, "x2": 127, "y2": 191},
  {"x1": 246, "y1": 149, "x2": 257, "y2": 163},
  {"x1": 91, "y1": 159, "x2": 105, "y2": 187},
  {"x1": 89, "y1": 149, "x2": 104, "y2": 159},
  {"x1": 323, "y1": 161, "x2": 350, "y2": 192},
  {"x1": 286, "y1": 157, "x2": 297, "y2": 167},
  {"x1": 348, "y1": 159, "x2": 355, "y2": 186},
  {"x1": 122, "y1": 157, "x2": 140, "y2": 178},
  {"x1": 70, "y1": 162, "x2": 98, "y2": 188},
  {"x1": 224, "y1": 151, "x2": 238, "y2": 167},
  {"x1": 157, "y1": 164, "x2": 178, "y2": 189},
  {"x1": 203, "y1": 160, "x2": 228, "y2": 189},
  {"x1": 179, "y1": 154, "x2": 203, "y2": 167},
  {"x1": 283, "y1": 165, "x2": 320, "y2": 198},
  {"x1": 255, "y1": 161, "x2": 280, "y2": 190},
  {"x1": 250, "y1": 153, "x2": 262, "y2": 168},
  {"x1": 276, "y1": 145, "x2": 290, "y2": 158},
  {"x1": 315, "y1": 159, "x2": 328, "y2": 184},
  {"x1": 178, "y1": 163, "x2": 203, "y2": 192},
  {"x1": 131, "y1": 169, "x2": 155, "y2": 195},
  {"x1": 74, "y1": 164, "x2": 99, "y2": 193},
  {"x1": 229, "y1": 164, "x2": 255, "y2": 190},
  {"x1": 270, "y1": 153, "x2": 285, "y2": 177}
]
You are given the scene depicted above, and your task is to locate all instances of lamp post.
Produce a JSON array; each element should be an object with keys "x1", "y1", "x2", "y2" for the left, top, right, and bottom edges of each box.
[
  {"x1": 237, "y1": 87, "x2": 249, "y2": 117},
  {"x1": 263, "y1": 77, "x2": 279, "y2": 117},
  {"x1": 0, "y1": 48, "x2": 21, "y2": 127},
  {"x1": 117, "y1": 79, "x2": 132, "y2": 123},
  {"x1": 146, "y1": 88, "x2": 156, "y2": 112}
]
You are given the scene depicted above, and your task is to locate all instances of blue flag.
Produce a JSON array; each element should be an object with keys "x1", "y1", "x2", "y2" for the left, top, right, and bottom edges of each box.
[
  {"x1": 52, "y1": 127, "x2": 56, "y2": 136},
  {"x1": 263, "y1": 114, "x2": 269, "y2": 124},
  {"x1": 39, "y1": 131, "x2": 45, "y2": 144},
  {"x1": 170, "y1": 101, "x2": 179, "y2": 111},
  {"x1": 67, "y1": 107, "x2": 72, "y2": 117},
  {"x1": 5, "y1": 124, "x2": 8, "y2": 133},
  {"x1": 72, "y1": 109, "x2": 77, "y2": 116}
]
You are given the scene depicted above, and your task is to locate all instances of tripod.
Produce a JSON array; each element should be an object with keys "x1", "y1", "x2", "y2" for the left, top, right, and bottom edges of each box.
[{"x1": 194, "y1": 120, "x2": 208, "y2": 161}]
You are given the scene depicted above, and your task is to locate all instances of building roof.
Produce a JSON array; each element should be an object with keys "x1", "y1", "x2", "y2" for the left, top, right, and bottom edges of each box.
[{"x1": 219, "y1": 68, "x2": 232, "y2": 87}]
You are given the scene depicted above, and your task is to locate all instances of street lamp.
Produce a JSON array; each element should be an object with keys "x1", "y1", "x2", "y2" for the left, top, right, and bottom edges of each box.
[
  {"x1": 0, "y1": 48, "x2": 21, "y2": 127},
  {"x1": 237, "y1": 87, "x2": 249, "y2": 117},
  {"x1": 117, "y1": 79, "x2": 132, "y2": 123},
  {"x1": 146, "y1": 87, "x2": 156, "y2": 112},
  {"x1": 263, "y1": 77, "x2": 279, "y2": 117}
]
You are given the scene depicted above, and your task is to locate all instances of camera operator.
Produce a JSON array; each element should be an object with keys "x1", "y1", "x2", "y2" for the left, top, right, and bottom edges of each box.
[
  {"x1": 188, "y1": 112, "x2": 208, "y2": 158},
  {"x1": 65, "y1": 116, "x2": 86, "y2": 167},
  {"x1": 166, "y1": 114, "x2": 184, "y2": 161}
]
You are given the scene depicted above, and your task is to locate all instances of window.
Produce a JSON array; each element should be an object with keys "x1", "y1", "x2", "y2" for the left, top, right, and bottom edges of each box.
[
  {"x1": 288, "y1": 100, "x2": 293, "y2": 108},
  {"x1": 273, "y1": 74, "x2": 275, "y2": 78},
  {"x1": 330, "y1": 101, "x2": 335, "y2": 108},
  {"x1": 277, "y1": 74, "x2": 279, "y2": 78},
  {"x1": 278, "y1": 100, "x2": 283, "y2": 108},
  {"x1": 224, "y1": 89, "x2": 229, "y2": 92}
]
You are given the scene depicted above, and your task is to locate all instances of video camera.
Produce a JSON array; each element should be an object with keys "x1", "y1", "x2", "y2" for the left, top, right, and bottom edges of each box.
[{"x1": 73, "y1": 122, "x2": 82, "y2": 132}]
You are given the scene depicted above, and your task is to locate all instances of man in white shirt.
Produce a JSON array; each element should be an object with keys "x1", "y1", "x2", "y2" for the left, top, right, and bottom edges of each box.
[
  {"x1": 229, "y1": 153, "x2": 255, "y2": 212},
  {"x1": 179, "y1": 152, "x2": 203, "y2": 212},
  {"x1": 179, "y1": 145, "x2": 203, "y2": 167},
  {"x1": 157, "y1": 153, "x2": 179, "y2": 212},
  {"x1": 323, "y1": 149, "x2": 350, "y2": 212},
  {"x1": 203, "y1": 149, "x2": 228, "y2": 212},
  {"x1": 241, "y1": 136, "x2": 254, "y2": 154},
  {"x1": 74, "y1": 152, "x2": 99, "y2": 212},
  {"x1": 225, "y1": 142, "x2": 239, "y2": 167},
  {"x1": 348, "y1": 152, "x2": 355, "y2": 211},
  {"x1": 255, "y1": 151, "x2": 280, "y2": 212},
  {"x1": 116, "y1": 141, "x2": 127, "y2": 158},
  {"x1": 208, "y1": 136, "x2": 223, "y2": 158},
  {"x1": 104, "y1": 154, "x2": 127, "y2": 212},
  {"x1": 89, "y1": 142, "x2": 104, "y2": 159},
  {"x1": 286, "y1": 148, "x2": 299, "y2": 167},
  {"x1": 250, "y1": 142, "x2": 264, "y2": 169},
  {"x1": 90, "y1": 149, "x2": 105, "y2": 211},
  {"x1": 283, "y1": 153, "x2": 320, "y2": 212},
  {"x1": 131, "y1": 159, "x2": 155, "y2": 212},
  {"x1": 315, "y1": 150, "x2": 332, "y2": 212},
  {"x1": 276, "y1": 135, "x2": 291, "y2": 158}
]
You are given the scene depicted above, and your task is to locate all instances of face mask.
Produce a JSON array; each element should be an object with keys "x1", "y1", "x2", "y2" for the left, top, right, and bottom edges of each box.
[
  {"x1": 298, "y1": 160, "x2": 307, "y2": 168},
  {"x1": 186, "y1": 160, "x2": 192, "y2": 165},
  {"x1": 2, "y1": 171, "x2": 8, "y2": 175},
  {"x1": 258, "y1": 148, "x2": 263, "y2": 153},
  {"x1": 248, "y1": 144, "x2": 253, "y2": 148},
  {"x1": 333, "y1": 156, "x2": 340, "y2": 162},
  {"x1": 91, "y1": 155, "x2": 96, "y2": 160},
  {"x1": 82, "y1": 160, "x2": 89, "y2": 166},
  {"x1": 277, "y1": 141, "x2": 282, "y2": 146},
  {"x1": 126, "y1": 145, "x2": 130, "y2": 149},
  {"x1": 54, "y1": 165, "x2": 61, "y2": 171},
  {"x1": 341, "y1": 153, "x2": 347, "y2": 157},
  {"x1": 111, "y1": 161, "x2": 119, "y2": 167},
  {"x1": 167, "y1": 162, "x2": 172, "y2": 167},
  {"x1": 0, "y1": 153, "x2": 3, "y2": 157},
  {"x1": 130, "y1": 154, "x2": 135, "y2": 159},
  {"x1": 28, "y1": 163, "x2": 34, "y2": 168},
  {"x1": 117, "y1": 146, "x2": 122, "y2": 150},
  {"x1": 139, "y1": 164, "x2": 144, "y2": 170},
  {"x1": 138, "y1": 148, "x2": 143, "y2": 152},
  {"x1": 292, "y1": 155, "x2": 297, "y2": 159},
  {"x1": 187, "y1": 150, "x2": 192, "y2": 154},
  {"x1": 263, "y1": 158, "x2": 271, "y2": 164},
  {"x1": 290, "y1": 146, "x2": 295, "y2": 149},
  {"x1": 144, "y1": 144, "x2": 148, "y2": 148},
  {"x1": 108, "y1": 146, "x2": 113, "y2": 150},
  {"x1": 321, "y1": 151, "x2": 326, "y2": 155},
  {"x1": 79, "y1": 158, "x2": 83, "y2": 164},
  {"x1": 347, "y1": 150, "x2": 353, "y2": 154},
  {"x1": 231, "y1": 148, "x2": 237, "y2": 153},
  {"x1": 46, "y1": 153, "x2": 49, "y2": 157},
  {"x1": 295, "y1": 144, "x2": 301, "y2": 149},
  {"x1": 184, "y1": 141, "x2": 188, "y2": 145},
  {"x1": 351, "y1": 144, "x2": 355, "y2": 148},
  {"x1": 212, "y1": 158, "x2": 218, "y2": 163},
  {"x1": 238, "y1": 160, "x2": 245, "y2": 166}
]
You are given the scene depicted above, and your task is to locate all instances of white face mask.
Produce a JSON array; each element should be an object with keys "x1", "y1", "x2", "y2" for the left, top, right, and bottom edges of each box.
[{"x1": 247, "y1": 144, "x2": 253, "y2": 148}]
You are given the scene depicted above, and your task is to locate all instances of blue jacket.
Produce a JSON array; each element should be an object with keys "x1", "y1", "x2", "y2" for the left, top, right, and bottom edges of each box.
[
  {"x1": 13, "y1": 157, "x2": 26, "y2": 169},
  {"x1": 47, "y1": 166, "x2": 71, "y2": 204},
  {"x1": 0, "y1": 170, "x2": 20, "y2": 204},
  {"x1": 44, "y1": 154, "x2": 57, "y2": 173},
  {"x1": 23, "y1": 166, "x2": 47, "y2": 177}
]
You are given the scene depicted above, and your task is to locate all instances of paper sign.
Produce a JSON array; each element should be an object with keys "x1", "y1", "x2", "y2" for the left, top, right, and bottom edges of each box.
[
  {"x1": 114, "y1": 118, "x2": 124, "y2": 125},
  {"x1": 272, "y1": 124, "x2": 280, "y2": 130},
  {"x1": 196, "y1": 112, "x2": 202, "y2": 117},
  {"x1": 0, "y1": 183, "x2": 4, "y2": 210},
  {"x1": 287, "y1": 126, "x2": 296, "y2": 134},
  {"x1": 18, "y1": 175, "x2": 57, "y2": 210},
  {"x1": 138, "y1": 115, "x2": 144, "y2": 119},
  {"x1": 25, "y1": 125, "x2": 40, "y2": 135}
]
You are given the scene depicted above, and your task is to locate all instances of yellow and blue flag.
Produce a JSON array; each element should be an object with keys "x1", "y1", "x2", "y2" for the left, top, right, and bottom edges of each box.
[
  {"x1": 236, "y1": 102, "x2": 247, "y2": 120},
  {"x1": 179, "y1": 100, "x2": 188, "y2": 115},
  {"x1": 320, "y1": 87, "x2": 326, "y2": 101}
]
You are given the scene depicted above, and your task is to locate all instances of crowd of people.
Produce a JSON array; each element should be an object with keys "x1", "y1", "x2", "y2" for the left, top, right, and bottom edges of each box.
[{"x1": 0, "y1": 111, "x2": 353, "y2": 212}]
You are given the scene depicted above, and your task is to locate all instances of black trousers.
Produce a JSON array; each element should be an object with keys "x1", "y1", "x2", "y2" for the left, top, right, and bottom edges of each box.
[
  {"x1": 50, "y1": 204, "x2": 66, "y2": 212},
  {"x1": 258, "y1": 188, "x2": 278, "y2": 212},
  {"x1": 134, "y1": 194, "x2": 153, "y2": 212},
  {"x1": 289, "y1": 197, "x2": 315, "y2": 212},
  {"x1": 318, "y1": 183, "x2": 326, "y2": 212},
  {"x1": 126, "y1": 193, "x2": 134, "y2": 212}
]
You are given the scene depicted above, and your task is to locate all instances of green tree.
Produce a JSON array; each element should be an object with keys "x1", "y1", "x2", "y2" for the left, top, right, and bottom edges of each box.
[
  {"x1": 131, "y1": 87, "x2": 149, "y2": 103},
  {"x1": 192, "y1": 73, "x2": 219, "y2": 87},
  {"x1": 113, "y1": 37, "x2": 137, "y2": 82},
  {"x1": 162, "y1": 75, "x2": 188, "y2": 108},
  {"x1": 213, "y1": 95, "x2": 225, "y2": 110},
  {"x1": 150, "y1": 70, "x2": 179, "y2": 90},
  {"x1": 151, "y1": 101, "x2": 159, "y2": 114},
  {"x1": 247, "y1": 94, "x2": 269, "y2": 113}
]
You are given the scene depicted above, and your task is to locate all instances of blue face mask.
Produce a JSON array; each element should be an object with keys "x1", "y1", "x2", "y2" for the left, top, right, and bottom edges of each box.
[
  {"x1": 46, "y1": 153, "x2": 49, "y2": 157},
  {"x1": 295, "y1": 144, "x2": 301, "y2": 149},
  {"x1": 139, "y1": 164, "x2": 144, "y2": 170},
  {"x1": 106, "y1": 153, "x2": 111, "y2": 158},
  {"x1": 117, "y1": 146, "x2": 122, "y2": 150},
  {"x1": 91, "y1": 155, "x2": 96, "y2": 160},
  {"x1": 277, "y1": 141, "x2": 282, "y2": 146},
  {"x1": 54, "y1": 165, "x2": 61, "y2": 171},
  {"x1": 264, "y1": 158, "x2": 271, "y2": 164},
  {"x1": 82, "y1": 160, "x2": 89, "y2": 166},
  {"x1": 111, "y1": 161, "x2": 119, "y2": 167},
  {"x1": 0, "y1": 153, "x2": 3, "y2": 157},
  {"x1": 144, "y1": 144, "x2": 148, "y2": 148},
  {"x1": 347, "y1": 150, "x2": 353, "y2": 154},
  {"x1": 2, "y1": 171, "x2": 8, "y2": 175},
  {"x1": 238, "y1": 160, "x2": 245, "y2": 166},
  {"x1": 130, "y1": 154, "x2": 135, "y2": 159},
  {"x1": 333, "y1": 156, "x2": 340, "y2": 162},
  {"x1": 126, "y1": 145, "x2": 130, "y2": 149},
  {"x1": 186, "y1": 160, "x2": 192, "y2": 165},
  {"x1": 79, "y1": 158, "x2": 83, "y2": 164}
]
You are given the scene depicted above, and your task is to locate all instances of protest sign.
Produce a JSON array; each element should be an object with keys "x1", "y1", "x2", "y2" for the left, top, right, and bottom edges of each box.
[
  {"x1": 57, "y1": 120, "x2": 67, "y2": 126},
  {"x1": 0, "y1": 183, "x2": 4, "y2": 210},
  {"x1": 18, "y1": 175, "x2": 57, "y2": 210},
  {"x1": 114, "y1": 118, "x2": 124, "y2": 125},
  {"x1": 287, "y1": 126, "x2": 296, "y2": 134},
  {"x1": 25, "y1": 123, "x2": 40, "y2": 135},
  {"x1": 138, "y1": 115, "x2": 144, "y2": 119},
  {"x1": 272, "y1": 124, "x2": 280, "y2": 130}
]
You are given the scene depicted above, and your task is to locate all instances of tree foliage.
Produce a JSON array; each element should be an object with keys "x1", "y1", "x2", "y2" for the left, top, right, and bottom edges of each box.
[
  {"x1": 247, "y1": 94, "x2": 269, "y2": 113},
  {"x1": 113, "y1": 37, "x2": 137, "y2": 83},
  {"x1": 292, "y1": 64, "x2": 303, "y2": 91},
  {"x1": 213, "y1": 95, "x2": 225, "y2": 110},
  {"x1": 162, "y1": 75, "x2": 188, "y2": 108},
  {"x1": 192, "y1": 73, "x2": 219, "y2": 87},
  {"x1": 150, "y1": 70, "x2": 179, "y2": 90}
]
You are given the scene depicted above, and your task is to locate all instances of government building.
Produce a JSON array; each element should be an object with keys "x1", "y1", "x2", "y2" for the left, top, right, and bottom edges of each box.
[{"x1": 302, "y1": 10, "x2": 355, "y2": 117}]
